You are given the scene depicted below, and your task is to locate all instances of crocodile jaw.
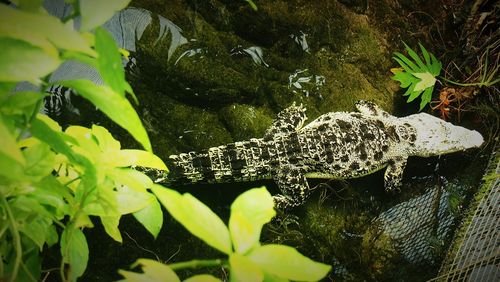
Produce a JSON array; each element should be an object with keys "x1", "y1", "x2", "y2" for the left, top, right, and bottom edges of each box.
[{"x1": 405, "y1": 113, "x2": 484, "y2": 157}]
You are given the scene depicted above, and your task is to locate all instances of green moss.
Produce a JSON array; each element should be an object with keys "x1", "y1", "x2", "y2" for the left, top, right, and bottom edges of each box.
[{"x1": 219, "y1": 104, "x2": 274, "y2": 141}]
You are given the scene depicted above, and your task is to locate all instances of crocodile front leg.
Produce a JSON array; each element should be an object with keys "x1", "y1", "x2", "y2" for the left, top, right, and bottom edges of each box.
[
  {"x1": 272, "y1": 166, "x2": 310, "y2": 210},
  {"x1": 264, "y1": 102, "x2": 307, "y2": 140},
  {"x1": 384, "y1": 157, "x2": 408, "y2": 191}
]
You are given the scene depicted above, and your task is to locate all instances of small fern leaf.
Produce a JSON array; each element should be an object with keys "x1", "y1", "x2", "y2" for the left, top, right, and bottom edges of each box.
[{"x1": 413, "y1": 72, "x2": 436, "y2": 92}]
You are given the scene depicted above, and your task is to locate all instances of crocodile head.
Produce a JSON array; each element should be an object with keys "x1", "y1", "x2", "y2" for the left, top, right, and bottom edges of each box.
[{"x1": 403, "y1": 113, "x2": 484, "y2": 157}]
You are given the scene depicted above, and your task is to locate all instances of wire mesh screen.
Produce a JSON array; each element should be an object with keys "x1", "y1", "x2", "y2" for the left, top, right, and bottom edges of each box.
[
  {"x1": 375, "y1": 185, "x2": 454, "y2": 265},
  {"x1": 430, "y1": 144, "x2": 499, "y2": 282}
]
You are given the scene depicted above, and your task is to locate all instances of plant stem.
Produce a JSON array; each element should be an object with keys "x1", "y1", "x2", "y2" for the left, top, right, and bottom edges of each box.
[
  {"x1": 0, "y1": 195, "x2": 22, "y2": 282},
  {"x1": 168, "y1": 259, "x2": 224, "y2": 271},
  {"x1": 439, "y1": 76, "x2": 488, "y2": 87}
]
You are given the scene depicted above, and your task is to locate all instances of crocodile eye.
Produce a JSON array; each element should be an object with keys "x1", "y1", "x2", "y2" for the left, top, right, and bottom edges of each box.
[{"x1": 396, "y1": 125, "x2": 409, "y2": 140}]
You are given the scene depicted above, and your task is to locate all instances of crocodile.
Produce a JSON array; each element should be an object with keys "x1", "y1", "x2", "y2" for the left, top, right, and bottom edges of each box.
[{"x1": 151, "y1": 100, "x2": 484, "y2": 209}]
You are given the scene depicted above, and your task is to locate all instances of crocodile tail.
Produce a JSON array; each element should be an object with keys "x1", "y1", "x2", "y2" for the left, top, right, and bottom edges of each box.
[
  {"x1": 166, "y1": 139, "x2": 271, "y2": 185},
  {"x1": 165, "y1": 151, "x2": 211, "y2": 185}
]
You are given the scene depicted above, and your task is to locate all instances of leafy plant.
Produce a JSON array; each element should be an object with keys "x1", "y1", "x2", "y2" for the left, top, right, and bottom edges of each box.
[
  {"x1": 0, "y1": 1, "x2": 167, "y2": 281},
  {"x1": 119, "y1": 187, "x2": 332, "y2": 282},
  {"x1": 391, "y1": 42, "x2": 442, "y2": 111}
]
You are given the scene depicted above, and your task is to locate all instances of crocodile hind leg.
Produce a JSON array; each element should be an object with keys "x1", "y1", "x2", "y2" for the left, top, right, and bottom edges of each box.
[
  {"x1": 264, "y1": 102, "x2": 308, "y2": 140},
  {"x1": 272, "y1": 166, "x2": 311, "y2": 210}
]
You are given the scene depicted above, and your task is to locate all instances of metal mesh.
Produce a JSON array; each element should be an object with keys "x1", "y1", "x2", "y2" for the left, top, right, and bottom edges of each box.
[
  {"x1": 430, "y1": 144, "x2": 499, "y2": 282},
  {"x1": 376, "y1": 185, "x2": 455, "y2": 264}
]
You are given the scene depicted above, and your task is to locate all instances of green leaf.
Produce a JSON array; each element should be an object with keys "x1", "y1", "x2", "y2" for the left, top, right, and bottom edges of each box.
[
  {"x1": 91, "y1": 124, "x2": 121, "y2": 151},
  {"x1": 245, "y1": 0, "x2": 258, "y2": 11},
  {"x1": 115, "y1": 186, "x2": 154, "y2": 214},
  {"x1": 110, "y1": 168, "x2": 153, "y2": 192},
  {"x1": 247, "y1": 244, "x2": 331, "y2": 281},
  {"x1": 19, "y1": 216, "x2": 52, "y2": 251},
  {"x1": 391, "y1": 71, "x2": 414, "y2": 89},
  {"x1": 393, "y1": 53, "x2": 418, "y2": 73},
  {"x1": 118, "y1": 258, "x2": 180, "y2": 282},
  {"x1": 413, "y1": 72, "x2": 437, "y2": 92},
  {"x1": 152, "y1": 185, "x2": 232, "y2": 254},
  {"x1": 133, "y1": 196, "x2": 163, "y2": 239},
  {"x1": 101, "y1": 215, "x2": 122, "y2": 242},
  {"x1": 60, "y1": 227, "x2": 89, "y2": 281},
  {"x1": 430, "y1": 53, "x2": 442, "y2": 75},
  {"x1": 419, "y1": 43, "x2": 432, "y2": 68},
  {"x1": 185, "y1": 274, "x2": 222, "y2": 282},
  {"x1": 79, "y1": 0, "x2": 131, "y2": 31},
  {"x1": 23, "y1": 142, "x2": 56, "y2": 180},
  {"x1": 419, "y1": 86, "x2": 434, "y2": 111},
  {"x1": 0, "y1": 115, "x2": 25, "y2": 165},
  {"x1": 0, "y1": 91, "x2": 46, "y2": 115},
  {"x1": 262, "y1": 272, "x2": 289, "y2": 282},
  {"x1": 0, "y1": 5, "x2": 95, "y2": 56},
  {"x1": 33, "y1": 176, "x2": 71, "y2": 219},
  {"x1": 229, "y1": 254, "x2": 263, "y2": 282},
  {"x1": 95, "y1": 27, "x2": 128, "y2": 97},
  {"x1": 229, "y1": 187, "x2": 275, "y2": 254},
  {"x1": 403, "y1": 42, "x2": 426, "y2": 71},
  {"x1": 117, "y1": 150, "x2": 168, "y2": 170},
  {"x1": 57, "y1": 80, "x2": 152, "y2": 151},
  {"x1": 407, "y1": 88, "x2": 423, "y2": 103},
  {"x1": 16, "y1": 0, "x2": 44, "y2": 13},
  {"x1": 0, "y1": 36, "x2": 60, "y2": 82}
]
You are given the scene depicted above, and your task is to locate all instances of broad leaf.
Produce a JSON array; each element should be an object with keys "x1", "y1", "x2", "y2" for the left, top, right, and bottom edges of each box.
[
  {"x1": 117, "y1": 150, "x2": 168, "y2": 170},
  {"x1": 118, "y1": 258, "x2": 180, "y2": 282},
  {"x1": 57, "y1": 80, "x2": 152, "y2": 151},
  {"x1": 229, "y1": 187, "x2": 275, "y2": 254},
  {"x1": 79, "y1": 0, "x2": 131, "y2": 31},
  {"x1": 19, "y1": 216, "x2": 52, "y2": 251},
  {"x1": 0, "y1": 37, "x2": 60, "y2": 82},
  {"x1": 60, "y1": 227, "x2": 89, "y2": 281},
  {"x1": 0, "y1": 115, "x2": 25, "y2": 165},
  {"x1": 0, "y1": 5, "x2": 95, "y2": 56},
  {"x1": 95, "y1": 27, "x2": 137, "y2": 102},
  {"x1": 101, "y1": 215, "x2": 122, "y2": 242},
  {"x1": 23, "y1": 142, "x2": 56, "y2": 180},
  {"x1": 247, "y1": 244, "x2": 331, "y2": 281},
  {"x1": 133, "y1": 196, "x2": 163, "y2": 239},
  {"x1": 115, "y1": 186, "x2": 154, "y2": 215},
  {"x1": 110, "y1": 168, "x2": 153, "y2": 192},
  {"x1": 185, "y1": 275, "x2": 222, "y2": 282},
  {"x1": 152, "y1": 185, "x2": 232, "y2": 254},
  {"x1": 229, "y1": 253, "x2": 263, "y2": 282},
  {"x1": 0, "y1": 91, "x2": 45, "y2": 116}
]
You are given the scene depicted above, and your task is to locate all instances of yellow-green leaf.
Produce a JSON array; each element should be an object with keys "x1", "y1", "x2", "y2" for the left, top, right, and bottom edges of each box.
[
  {"x1": 60, "y1": 227, "x2": 89, "y2": 281},
  {"x1": 229, "y1": 187, "x2": 275, "y2": 254},
  {"x1": 57, "y1": 80, "x2": 151, "y2": 151},
  {"x1": 118, "y1": 258, "x2": 180, "y2": 282},
  {"x1": 117, "y1": 150, "x2": 168, "y2": 170},
  {"x1": 0, "y1": 5, "x2": 95, "y2": 56},
  {"x1": 79, "y1": 0, "x2": 131, "y2": 31},
  {"x1": 247, "y1": 244, "x2": 331, "y2": 281},
  {"x1": 133, "y1": 197, "x2": 163, "y2": 239},
  {"x1": 0, "y1": 115, "x2": 25, "y2": 164},
  {"x1": 185, "y1": 274, "x2": 222, "y2": 282},
  {"x1": 101, "y1": 215, "x2": 122, "y2": 242},
  {"x1": 229, "y1": 254, "x2": 263, "y2": 282},
  {"x1": 92, "y1": 124, "x2": 121, "y2": 151},
  {"x1": 0, "y1": 36, "x2": 60, "y2": 82},
  {"x1": 152, "y1": 185, "x2": 232, "y2": 254},
  {"x1": 115, "y1": 186, "x2": 154, "y2": 214},
  {"x1": 413, "y1": 72, "x2": 436, "y2": 92}
]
